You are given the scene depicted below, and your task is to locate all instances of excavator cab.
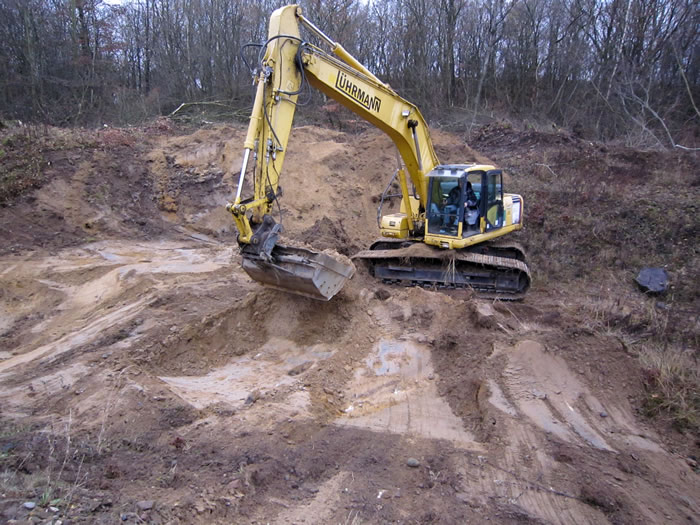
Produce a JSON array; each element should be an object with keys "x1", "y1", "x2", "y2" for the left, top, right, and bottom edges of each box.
[{"x1": 425, "y1": 165, "x2": 510, "y2": 240}]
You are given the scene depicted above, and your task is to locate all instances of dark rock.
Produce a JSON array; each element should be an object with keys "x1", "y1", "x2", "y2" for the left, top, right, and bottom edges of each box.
[
  {"x1": 91, "y1": 501, "x2": 112, "y2": 512},
  {"x1": 406, "y1": 457, "x2": 420, "y2": 468},
  {"x1": 374, "y1": 289, "x2": 391, "y2": 301},
  {"x1": 635, "y1": 267, "x2": 669, "y2": 294}
]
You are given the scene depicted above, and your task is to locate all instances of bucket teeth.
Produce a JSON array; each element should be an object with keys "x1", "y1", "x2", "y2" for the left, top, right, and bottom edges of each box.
[{"x1": 241, "y1": 244, "x2": 355, "y2": 301}]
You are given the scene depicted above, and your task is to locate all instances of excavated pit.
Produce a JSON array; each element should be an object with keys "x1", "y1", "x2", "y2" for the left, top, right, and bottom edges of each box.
[{"x1": 0, "y1": 123, "x2": 697, "y2": 525}]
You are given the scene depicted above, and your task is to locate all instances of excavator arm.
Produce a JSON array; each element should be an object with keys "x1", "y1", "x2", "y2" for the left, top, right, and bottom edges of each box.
[{"x1": 229, "y1": 4, "x2": 438, "y2": 245}]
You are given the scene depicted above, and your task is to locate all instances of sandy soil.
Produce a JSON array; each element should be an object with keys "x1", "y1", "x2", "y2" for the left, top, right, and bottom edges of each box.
[{"x1": 0, "y1": 121, "x2": 698, "y2": 524}]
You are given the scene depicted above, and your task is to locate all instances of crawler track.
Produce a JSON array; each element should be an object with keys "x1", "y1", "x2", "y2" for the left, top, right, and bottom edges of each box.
[{"x1": 354, "y1": 239, "x2": 531, "y2": 300}]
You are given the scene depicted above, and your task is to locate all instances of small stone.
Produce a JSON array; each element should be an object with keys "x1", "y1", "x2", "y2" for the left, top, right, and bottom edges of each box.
[
  {"x1": 136, "y1": 500, "x2": 154, "y2": 511},
  {"x1": 288, "y1": 361, "x2": 313, "y2": 376},
  {"x1": 22, "y1": 502, "x2": 36, "y2": 510},
  {"x1": 456, "y1": 492, "x2": 470, "y2": 504},
  {"x1": 532, "y1": 389, "x2": 547, "y2": 400},
  {"x1": 406, "y1": 457, "x2": 420, "y2": 468},
  {"x1": 686, "y1": 457, "x2": 698, "y2": 469},
  {"x1": 245, "y1": 390, "x2": 260, "y2": 406},
  {"x1": 49, "y1": 506, "x2": 59, "y2": 513},
  {"x1": 599, "y1": 411, "x2": 608, "y2": 418}
]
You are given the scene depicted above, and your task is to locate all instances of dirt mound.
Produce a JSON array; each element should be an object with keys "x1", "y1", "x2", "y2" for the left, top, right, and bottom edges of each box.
[{"x1": 296, "y1": 217, "x2": 360, "y2": 256}]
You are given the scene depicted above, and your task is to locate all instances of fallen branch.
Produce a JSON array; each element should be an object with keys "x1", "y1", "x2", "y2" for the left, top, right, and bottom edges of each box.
[
  {"x1": 168, "y1": 101, "x2": 232, "y2": 118},
  {"x1": 535, "y1": 163, "x2": 558, "y2": 177}
]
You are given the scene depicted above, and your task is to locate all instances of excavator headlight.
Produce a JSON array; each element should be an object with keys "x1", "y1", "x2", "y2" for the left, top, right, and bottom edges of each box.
[
  {"x1": 512, "y1": 200, "x2": 521, "y2": 224},
  {"x1": 401, "y1": 110, "x2": 410, "y2": 118}
]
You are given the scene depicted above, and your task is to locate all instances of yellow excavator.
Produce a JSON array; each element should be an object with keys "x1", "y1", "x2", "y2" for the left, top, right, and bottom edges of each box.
[{"x1": 227, "y1": 5, "x2": 530, "y2": 301}]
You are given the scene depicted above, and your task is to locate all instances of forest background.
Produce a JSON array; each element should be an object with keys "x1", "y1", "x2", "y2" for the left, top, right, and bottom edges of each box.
[{"x1": 0, "y1": 0, "x2": 697, "y2": 147}]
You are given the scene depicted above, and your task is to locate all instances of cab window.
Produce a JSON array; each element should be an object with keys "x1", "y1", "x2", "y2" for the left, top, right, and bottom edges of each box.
[
  {"x1": 484, "y1": 170, "x2": 503, "y2": 230},
  {"x1": 427, "y1": 177, "x2": 462, "y2": 236}
]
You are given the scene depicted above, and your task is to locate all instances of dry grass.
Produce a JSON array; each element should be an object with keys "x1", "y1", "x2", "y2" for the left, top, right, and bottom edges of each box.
[
  {"x1": 576, "y1": 290, "x2": 699, "y2": 432},
  {"x1": 508, "y1": 140, "x2": 699, "y2": 304},
  {"x1": 0, "y1": 410, "x2": 95, "y2": 515},
  {"x1": 639, "y1": 344, "x2": 700, "y2": 431},
  {"x1": 0, "y1": 124, "x2": 100, "y2": 205},
  {"x1": 442, "y1": 254, "x2": 458, "y2": 284},
  {"x1": 495, "y1": 125, "x2": 700, "y2": 432}
]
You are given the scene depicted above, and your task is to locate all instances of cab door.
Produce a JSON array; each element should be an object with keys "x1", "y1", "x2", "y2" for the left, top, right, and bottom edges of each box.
[
  {"x1": 426, "y1": 176, "x2": 463, "y2": 237},
  {"x1": 481, "y1": 170, "x2": 504, "y2": 231}
]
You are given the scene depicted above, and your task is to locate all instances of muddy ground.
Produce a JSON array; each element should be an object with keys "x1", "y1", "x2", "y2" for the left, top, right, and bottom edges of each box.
[{"x1": 0, "y1": 119, "x2": 698, "y2": 524}]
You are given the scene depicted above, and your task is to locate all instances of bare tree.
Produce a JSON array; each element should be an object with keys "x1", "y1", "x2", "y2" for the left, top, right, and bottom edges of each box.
[{"x1": 0, "y1": 0, "x2": 695, "y2": 144}]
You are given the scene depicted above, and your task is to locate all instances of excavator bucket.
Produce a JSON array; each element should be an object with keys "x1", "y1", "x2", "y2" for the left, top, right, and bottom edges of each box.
[{"x1": 241, "y1": 244, "x2": 355, "y2": 301}]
